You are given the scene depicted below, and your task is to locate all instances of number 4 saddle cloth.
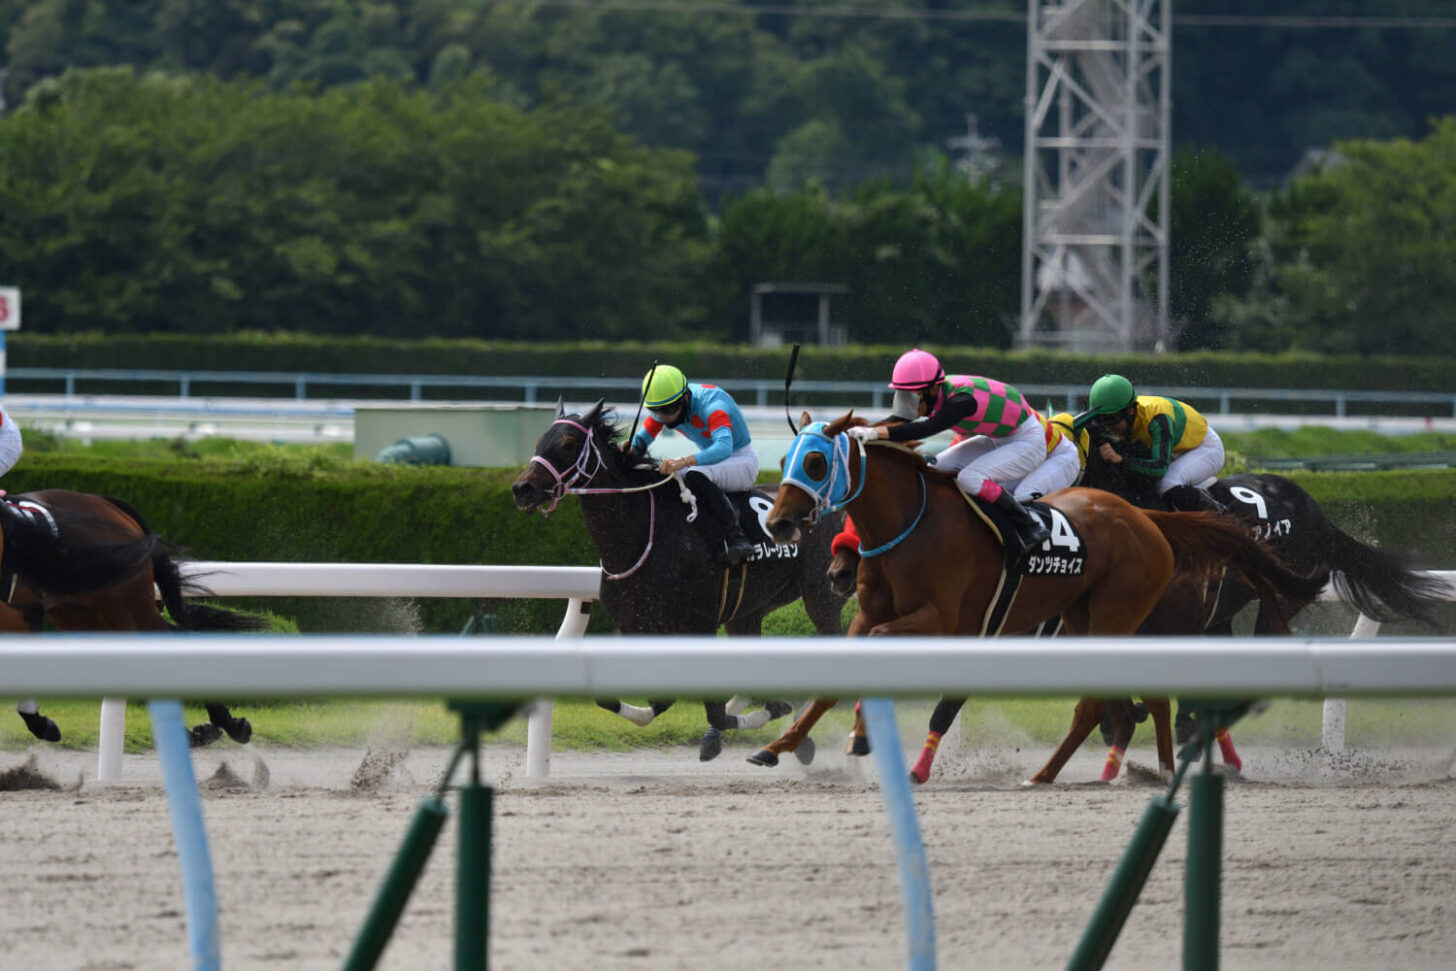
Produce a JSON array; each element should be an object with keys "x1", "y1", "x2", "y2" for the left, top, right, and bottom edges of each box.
[{"x1": 961, "y1": 495, "x2": 1088, "y2": 636}]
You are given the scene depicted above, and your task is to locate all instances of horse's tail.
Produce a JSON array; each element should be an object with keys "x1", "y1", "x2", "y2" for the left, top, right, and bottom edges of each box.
[
  {"x1": 1326, "y1": 527, "x2": 1450, "y2": 626},
  {"x1": 149, "y1": 543, "x2": 270, "y2": 632},
  {"x1": 0, "y1": 504, "x2": 155, "y2": 596},
  {"x1": 1142, "y1": 509, "x2": 1329, "y2": 632}
]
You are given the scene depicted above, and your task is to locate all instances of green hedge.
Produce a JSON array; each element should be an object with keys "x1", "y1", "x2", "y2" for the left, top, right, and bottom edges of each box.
[
  {"x1": 11, "y1": 333, "x2": 1456, "y2": 394},
  {"x1": 7, "y1": 455, "x2": 1452, "y2": 635},
  {"x1": 2, "y1": 454, "x2": 603, "y2": 636}
]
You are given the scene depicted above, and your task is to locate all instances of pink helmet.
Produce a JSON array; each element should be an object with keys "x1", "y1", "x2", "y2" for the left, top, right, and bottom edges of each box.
[{"x1": 889, "y1": 348, "x2": 945, "y2": 390}]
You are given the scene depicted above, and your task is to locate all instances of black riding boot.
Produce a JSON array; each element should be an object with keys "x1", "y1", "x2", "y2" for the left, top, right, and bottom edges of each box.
[
  {"x1": 982, "y1": 489, "x2": 1049, "y2": 564},
  {"x1": 685, "y1": 475, "x2": 757, "y2": 565},
  {"x1": 1163, "y1": 484, "x2": 1224, "y2": 514}
]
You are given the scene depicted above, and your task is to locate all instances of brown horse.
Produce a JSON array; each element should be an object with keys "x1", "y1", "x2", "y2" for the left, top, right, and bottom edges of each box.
[
  {"x1": 752, "y1": 412, "x2": 1324, "y2": 783},
  {"x1": 7, "y1": 491, "x2": 265, "y2": 746}
]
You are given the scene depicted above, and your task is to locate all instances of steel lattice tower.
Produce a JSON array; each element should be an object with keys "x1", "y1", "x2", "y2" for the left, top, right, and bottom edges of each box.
[{"x1": 1019, "y1": 0, "x2": 1171, "y2": 352}]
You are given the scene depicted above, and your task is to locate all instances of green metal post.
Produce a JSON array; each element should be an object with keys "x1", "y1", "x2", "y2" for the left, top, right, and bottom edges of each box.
[
  {"x1": 342, "y1": 797, "x2": 450, "y2": 971},
  {"x1": 1184, "y1": 768, "x2": 1225, "y2": 970},
  {"x1": 1065, "y1": 794, "x2": 1180, "y2": 971},
  {"x1": 456, "y1": 780, "x2": 493, "y2": 971},
  {"x1": 448, "y1": 702, "x2": 514, "y2": 971}
]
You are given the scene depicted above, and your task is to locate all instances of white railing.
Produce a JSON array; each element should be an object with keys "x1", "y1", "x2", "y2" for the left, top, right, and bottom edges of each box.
[
  {"x1": 71, "y1": 563, "x2": 1456, "y2": 780},
  {"x1": 84, "y1": 563, "x2": 600, "y2": 781}
]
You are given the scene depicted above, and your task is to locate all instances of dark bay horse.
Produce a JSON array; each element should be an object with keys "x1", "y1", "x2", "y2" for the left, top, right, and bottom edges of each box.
[
  {"x1": 7, "y1": 491, "x2": 265, "y2": 747},
  {"x1": 510, "y1": 400, "x2": 848, "y2": 760},
  {"x1": 752, "y1": 412, "x2": 1324, "y2": 783}
]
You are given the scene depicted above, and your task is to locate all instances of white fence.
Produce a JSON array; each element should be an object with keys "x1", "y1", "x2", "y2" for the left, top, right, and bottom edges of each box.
[{"x1": 58, "y1": 562, "x2": 1456, "y2": 780}]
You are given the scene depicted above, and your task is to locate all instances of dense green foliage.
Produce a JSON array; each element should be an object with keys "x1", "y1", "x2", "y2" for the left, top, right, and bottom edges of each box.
[
  {"x1": 1217, "y1": 118, "x2": 1456, "y2": 355},
  {"x1": 2, "y1": 0, "x2": 1449, "y2": 188},
  {"x1": 0, "y1": 69, "x2": 709, "y2": 340},
  {"x1": 0, "y1": 5, "x2": 1452, "y2": 354}
]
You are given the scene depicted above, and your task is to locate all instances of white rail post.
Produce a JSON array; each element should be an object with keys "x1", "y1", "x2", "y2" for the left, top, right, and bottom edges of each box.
[
  {"x1": 526, "y1": 597, "x2": 594, "y2": 778},
  {"x1": 1323, "y1": 613, "x2": 1383, "y2": 753},
  {"x1": 97, "y1": 698, "x2": 128, "y2": 781}
]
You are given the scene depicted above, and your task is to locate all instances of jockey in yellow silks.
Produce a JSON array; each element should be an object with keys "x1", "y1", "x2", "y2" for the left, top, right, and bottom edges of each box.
[{"x1": 1072, "y1": 374, "x2": 1225, "y2": 512}]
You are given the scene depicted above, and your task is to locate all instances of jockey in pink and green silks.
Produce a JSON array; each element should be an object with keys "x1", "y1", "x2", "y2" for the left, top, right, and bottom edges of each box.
[{"x1": 849, "y1": 348, "x2": 1081, "y2": 564}]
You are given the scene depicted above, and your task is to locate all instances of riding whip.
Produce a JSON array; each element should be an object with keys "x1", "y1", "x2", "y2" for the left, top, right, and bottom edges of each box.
[
  {"x1": 784, "y1": 344, "x2": 801, "y2": 434},
  {"x1": 625, "y1": 359, "x2": 658, "y2": 454}
]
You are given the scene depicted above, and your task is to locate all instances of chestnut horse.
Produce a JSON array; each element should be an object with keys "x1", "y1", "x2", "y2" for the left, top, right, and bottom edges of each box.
[
  {"x1": 7, "y1": 491, "x2": 265, "y2": 747},
  {"x1": 752, "y1": 413, "x2": 1324, "y2": 783}
]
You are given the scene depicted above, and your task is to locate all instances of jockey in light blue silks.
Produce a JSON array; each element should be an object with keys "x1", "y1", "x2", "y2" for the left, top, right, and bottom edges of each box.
[{"x1": 629, "y1": 364, "x2": 759, "y2": 564}]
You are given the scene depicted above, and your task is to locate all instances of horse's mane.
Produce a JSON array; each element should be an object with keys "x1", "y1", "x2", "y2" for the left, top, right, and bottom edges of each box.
[
  {"x1": 574, "y1": 400, "x2": 660, "y2": 481},
  {"x1": 580, "y1": 399, "x2": 624, "y2": 449}
]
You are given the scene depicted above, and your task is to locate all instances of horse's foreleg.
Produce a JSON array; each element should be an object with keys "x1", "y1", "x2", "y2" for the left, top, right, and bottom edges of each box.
[
  {"x1": 596, "y1": 698, "x2": 672, "y2": 727},
  {"x1": 846, "y1": 701, "x2": 870, "y2": 756},
  {"x1": 910, "y1": 696, "x2": 967, "y2": 784},
  {"x1": 867, "y1": 603, "x2": 941, "y2": 636},
  {"x1": 1142, "y1": 698, "x2": 1173, "y2": 778},
  {"x1": 16, "y1": 700, "x2": 61, "y2": 743},
  {"x1": 1215, "y1": 727, "x2": 1243, "y2": 772},
  {"x1": 204, "y1": 702, "x2": 252, "y2": 745},
  {"x1": 1028, "y1": 699, "x2": 1104, "y2": 785},
  {"x1": 747, "y1": 698, "x2": 839, "y2": 766}
]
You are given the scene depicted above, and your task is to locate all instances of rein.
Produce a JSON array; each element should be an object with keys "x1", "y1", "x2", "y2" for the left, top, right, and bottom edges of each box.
[
  {"x1": 527, "y1": 417, "x2": 689, "y2": 580},
  {"x1": 858, "y1": 467, "x2": 927, "y2": 558}
]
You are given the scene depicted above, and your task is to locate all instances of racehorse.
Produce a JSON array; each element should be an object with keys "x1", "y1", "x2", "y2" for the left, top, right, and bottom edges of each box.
[
  {"x1": 750, "y1": 412, "x2": 1325, "y2": 783},
  {"x1": 7, "y1": 491, "x2": 265, "y2": 747},
  {"x1": 843, "y1": 426, "x2": 1451, "y2": 783},
  {"x1": 510, "y1": 400, "x2": 848, "y2": 760}
]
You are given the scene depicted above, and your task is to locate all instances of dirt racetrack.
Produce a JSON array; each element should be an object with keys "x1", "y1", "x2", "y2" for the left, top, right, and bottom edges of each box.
[{"x1": 3, "y1": 732, "x2": 1455, "y2": 971}]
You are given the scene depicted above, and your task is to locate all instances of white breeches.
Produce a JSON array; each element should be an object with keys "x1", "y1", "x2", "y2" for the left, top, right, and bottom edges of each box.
[
  {"x1": 0, "y1": 410, "x2": 22, "y2": 477},
  {"x1": 934, "y1": 418, "x2": 1052, "y2": 501},
  {"x1": 1156, "y1": 428, "x2": 1225, "y2": 494},
  {"x1": 686, "y1": 444, "x2": 759, "y2": 492},
  {"x1": 1014, "y1": 434, "x2": 1082, "y2": 501}
]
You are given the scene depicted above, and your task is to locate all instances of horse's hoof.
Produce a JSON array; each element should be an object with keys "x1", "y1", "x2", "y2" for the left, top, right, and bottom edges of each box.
[
  {"x1": 764, "y1": 700, "x2": 793, "y2": 720},
  {"x1": 846, "y1": 735, "x2": 871, "y2": 757},
  {"x1": 189, "y1": 723, "x2": 224, "y2": 748},
  {"x1": 746, "y1": 748, "x2": 778, "y2": 767},
  {"x1": 224, "y1": 717, "x2": 253, "y2": 745},
  {"x1": 699, "y1": 728, "x2": 723, "y2": 762},
  {"x1": 1021, "y1": 776, "x2": 1051, "y2": 787},
  {"x1": 793, "y1": 735, "x2": 816, "y2": 766},
  {"x1": 20, "y1": 712, "x2": 61, "y2": 743}
]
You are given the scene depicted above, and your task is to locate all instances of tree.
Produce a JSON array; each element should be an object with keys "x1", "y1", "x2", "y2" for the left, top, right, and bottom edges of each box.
[{"x1": 1215, "y1": 118, "x2": 1456, "y2": 356}]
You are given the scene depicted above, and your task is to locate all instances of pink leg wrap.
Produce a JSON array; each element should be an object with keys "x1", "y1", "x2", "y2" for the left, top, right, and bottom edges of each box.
[
  {"x1": 974, "y1": 479, "x2": 1003, "y2": 503},
  {"x1": 910, "y1": 731, "x2": 942, "y2": 785},
  {"x1": 1215, "y1": 728, "x2": 1242, "y2": 772},
  {"x1": 1100, "y1": 745, "x2": 1125, "y2": 782}
]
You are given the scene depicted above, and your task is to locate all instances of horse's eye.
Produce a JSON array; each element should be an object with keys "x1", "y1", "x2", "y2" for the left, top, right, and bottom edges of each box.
[{"x1": 803, "y1": 451, "x2": 828, "y2": 482}]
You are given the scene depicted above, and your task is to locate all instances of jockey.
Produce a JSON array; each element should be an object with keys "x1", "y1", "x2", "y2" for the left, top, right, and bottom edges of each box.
[
  {"x1": 849, "y1": 348, "x2": 1079, "y2": 563},
  {"x1": 1049, "y1": 412, "x2": 1089, "y2": 485},
  {"x1": 1071, "y1": 373, "x2": 1225, "y2": 511},
  {"x1": 628, "y1": 364, "x2": 759, "y2": 564}
]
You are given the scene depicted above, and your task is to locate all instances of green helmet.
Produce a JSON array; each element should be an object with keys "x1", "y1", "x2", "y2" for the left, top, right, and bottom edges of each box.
[
  {"x1": 642, "y1": 364, "x2": 689, "y2": 410},
  {"x1": 1088, "y1": 374, "x2": 1136, "y2": 414}
]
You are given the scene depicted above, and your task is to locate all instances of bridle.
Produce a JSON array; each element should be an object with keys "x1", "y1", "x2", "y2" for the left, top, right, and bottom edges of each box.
[
  {"x1": 780, "y1": 422, "x2": 866, "y2": 526},
  {"x1": 526, "y1": 416, "x2": 689, "y2": 580},
  {"x1": 780, "y1": 422, "x2": 925, "y2": 557}
]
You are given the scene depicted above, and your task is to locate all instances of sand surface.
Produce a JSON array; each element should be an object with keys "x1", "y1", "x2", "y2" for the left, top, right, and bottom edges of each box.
[{"x1": 3, "y1": 731, "x2": 1455, "y2": 970}]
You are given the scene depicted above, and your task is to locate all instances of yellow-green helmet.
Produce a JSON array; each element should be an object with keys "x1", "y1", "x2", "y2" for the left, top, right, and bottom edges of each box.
[
  {"x1": 1088, "y1": 374, "x2": 1136, "y2": 414},
  {"x1": 642, "y1": 364, "x2": 689, "y2": 410}
]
